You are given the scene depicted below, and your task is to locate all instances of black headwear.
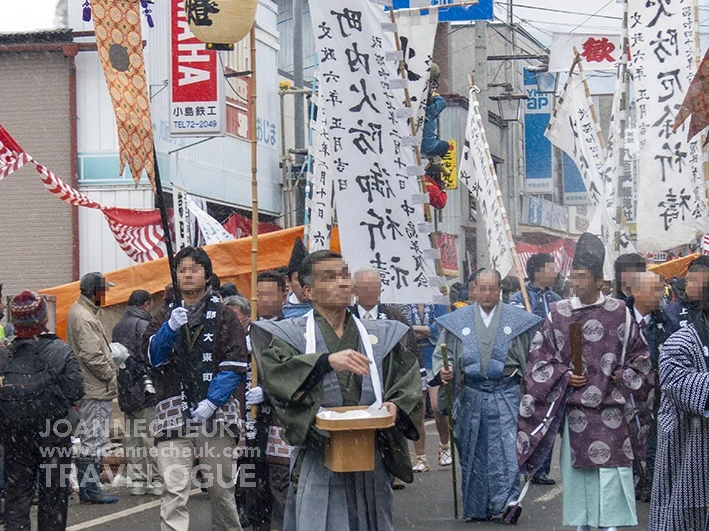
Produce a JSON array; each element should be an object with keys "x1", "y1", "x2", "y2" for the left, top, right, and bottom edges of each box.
[
  {"x1": 287, "y1": 237, "x2": 308, "y2": 277},
  {"x1": 572, "y1": 233, "x2": 605, "y2": 279}
]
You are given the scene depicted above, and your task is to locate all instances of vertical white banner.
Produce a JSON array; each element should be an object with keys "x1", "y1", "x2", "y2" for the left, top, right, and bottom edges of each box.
[
  {"x1": 309, "y1": 0, "x2": 440, "y2": 304},
  {"x1": 629, "y1": 0, "x2": 709, "y2": 251},
  {"x1": 172, "y1": 184, "x2": 192, "y2": 250},
  {"x1": 458, "y1": 89, "x2": 514, "y2": 277},
  {"x1": 392, "y1": 9, "x2": 438, "y2": 134}
]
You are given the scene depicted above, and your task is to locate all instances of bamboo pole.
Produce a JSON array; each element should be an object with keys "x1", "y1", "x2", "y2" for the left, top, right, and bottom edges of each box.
[
  {"x1": 388, "y1": 7, "x2": 443, "y2": 278},
  {"x1": 573, "y1": 47, "x2": 607, "y2": 152},
  {"x1": 546, "y1": 54, "x2": 581, "y2": 134},
  {"x1": 249, "y1": 24, "x2": 259, "y2": 419},
  {"x1": 467, "y1": 78, "x2": 531, "y2": 312}
]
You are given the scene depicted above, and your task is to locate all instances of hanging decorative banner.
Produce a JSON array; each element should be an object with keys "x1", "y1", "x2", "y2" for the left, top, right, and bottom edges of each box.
[
  {"x1": 548, "y1": 33, "x2": 623, "y2": 73},
  {"x1": 186, "y1": 197, "x2": 235, "y2": 244},
  {"x1": 309, "y1": 0, "x2": 439, "y2": 304},
  {"x1": 170, "y1": 0, "x2": 226, "y2": 137},
  {"x1": 441, "y1": 139, "x2": 457, "y2": 189},
  {"x1": 91, "y1": 0, "x2": 155, "y2": 187},
  {"x1": 629, "y1": 0, "x2": 709, "y2": 251},
  {"x1": 306, "y1": 89, "x2": 336, "y2": 252},
  {"x1": 172, "y1": 184, "x2": 192, "y2": 250},
  {"x1": 459, "y1": 88, "x2": 514, "y2": 277}
]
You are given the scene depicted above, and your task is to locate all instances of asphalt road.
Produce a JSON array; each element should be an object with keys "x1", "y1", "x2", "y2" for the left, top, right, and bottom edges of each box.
[{"x1": 1, "y1": 421, "x2": 650, "y2": 530}]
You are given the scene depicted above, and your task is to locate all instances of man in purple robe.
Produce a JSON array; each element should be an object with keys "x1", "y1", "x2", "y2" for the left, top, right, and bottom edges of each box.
[{"x1": 517, "y1": 233, "x2": 655, "y2": 531}]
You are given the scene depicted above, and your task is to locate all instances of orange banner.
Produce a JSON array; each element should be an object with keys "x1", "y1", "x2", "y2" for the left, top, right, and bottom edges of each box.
[{"x1": 40, "y1": 227, "x2": 340, "y2": 338}]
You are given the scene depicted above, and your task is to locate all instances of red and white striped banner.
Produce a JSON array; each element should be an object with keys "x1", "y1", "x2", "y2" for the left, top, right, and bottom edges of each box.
[
  {"x1": 516, "y1": 239, "x2": 577, "y2": 279},
  {"x1": 0, "y1": 125, "x2": 166, "y2": 263},
  {"x1": 0, "y1": 126, "x2": 32, "y2": 182},
  {"x1": 36, "y1": 163, "x2": 166, "y2": 262}
]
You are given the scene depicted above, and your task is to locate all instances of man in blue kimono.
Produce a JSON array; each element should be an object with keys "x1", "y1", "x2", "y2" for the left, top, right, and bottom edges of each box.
[{"x1": 434, "y1": 269, "x2": 542, "y2": 521}]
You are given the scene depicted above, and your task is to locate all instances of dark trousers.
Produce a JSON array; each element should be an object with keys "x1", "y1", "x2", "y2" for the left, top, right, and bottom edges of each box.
[
  {"x1": 421, "y1": 139, "x2": 450, "y2": 158},
  {"x1": 269, "y1": 462, "x2": 290, "y2": 531},
  {"x1": 4, "y1": 434, "x2": 72, "y2": 531}
]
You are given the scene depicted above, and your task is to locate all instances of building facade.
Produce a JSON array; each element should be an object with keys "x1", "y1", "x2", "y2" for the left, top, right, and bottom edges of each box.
[{"x1": 0, "y1": 29, "x2": 77, "y2": 294}]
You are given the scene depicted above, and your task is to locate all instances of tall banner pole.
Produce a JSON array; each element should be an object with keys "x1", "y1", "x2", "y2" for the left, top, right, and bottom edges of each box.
[
  {"x1": 468, "y1": 81, "x2": 531, "y2": 311},
  {"x1": 249, "y1": 24, "x2": 259, "y2": 419}
]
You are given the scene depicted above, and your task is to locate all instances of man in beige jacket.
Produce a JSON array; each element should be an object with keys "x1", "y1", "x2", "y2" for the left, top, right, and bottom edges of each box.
[{"x1": 66, "y1": 272, "x2": 118, "y2": 504}]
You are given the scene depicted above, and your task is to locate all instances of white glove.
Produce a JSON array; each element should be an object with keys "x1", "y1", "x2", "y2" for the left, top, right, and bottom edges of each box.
[
  {"x1": 168, "y1": 307, "x2": 189, "y2": 331},
  {"x1": 190, "y1": 399, "x2": 217, "y2": 422},
  {"x1": 245, "y1": 387, "x2": 265, "y2": 406}
]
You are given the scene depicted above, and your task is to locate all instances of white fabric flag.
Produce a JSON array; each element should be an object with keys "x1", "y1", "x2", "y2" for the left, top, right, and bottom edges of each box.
[
  {"x1": 588, "y1": 20, "x2": 637, "y2": 280},
  {"x1": 172, "y1": 184, "x2": 192, "y2": 251},
  {"x1": 546, "y1": 71, "x2": 633, "y2": 279},
  {"x1": 186, "y1": 197, "x2": 234, "y2": 245},
  {"x1": 458, "y1": 89, "x2": 514, "y2": 277},
  {"x1": 310, "y1": 0, "x2": 440, "y2": 304},
  {"x1": 392, "y1": 9, "x2": 438, "y2": 134},
  {"x1": 629, "y1": 0, "x2": 709, "y2": 251}
]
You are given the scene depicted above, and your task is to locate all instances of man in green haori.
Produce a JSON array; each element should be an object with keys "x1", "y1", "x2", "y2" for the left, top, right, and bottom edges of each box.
[{"x1": 251, "y1": 250, "x2": 422, "y2": 531}]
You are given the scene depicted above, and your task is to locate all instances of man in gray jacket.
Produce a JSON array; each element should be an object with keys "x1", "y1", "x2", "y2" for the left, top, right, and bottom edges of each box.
[{"x1": 66, "y1": 272, "x2": 118, "y2": 504}]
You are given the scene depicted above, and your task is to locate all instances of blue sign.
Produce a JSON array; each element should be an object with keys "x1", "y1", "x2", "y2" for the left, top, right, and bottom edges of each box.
[
  {"x1": 391, "y1": 0, "x2": 494, "y2": 22},
  {"x1": 523, "y1": 69, "x2": 553, "y2": 193},
  {"x1": 563, "y1": 154, "x2": 588, "y2": 205}
]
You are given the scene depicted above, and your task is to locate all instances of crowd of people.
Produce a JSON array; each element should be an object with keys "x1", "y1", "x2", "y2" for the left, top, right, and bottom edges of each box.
[{"x1": 0, "y1": 232, "x2": 708, "y2": 530}]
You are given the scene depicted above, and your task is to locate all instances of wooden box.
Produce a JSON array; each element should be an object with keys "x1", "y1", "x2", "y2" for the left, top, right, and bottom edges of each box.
[{"x1": 315, "y1": 406, "x2": 394, "y2": 473}]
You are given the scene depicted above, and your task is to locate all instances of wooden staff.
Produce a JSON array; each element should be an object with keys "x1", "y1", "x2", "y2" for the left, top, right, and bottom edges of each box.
[
  {"x1": 466, "y1": 78, "x2": 532, "y2": 312},
  {"x1": 249, "y1": 24, "x2": 259, "y2": 419},
  {"x1": 388, "y1": 7, "x2": 443, "y2": 278},
  {"x1": 573, "y1": 47, "x2": 607, "y2": 151},
  {"x1": 440, "y1": 343, "x2": 459, "y2": 519},
  {"x1": 569, "y1": 322, "x2": 583, "y2": 376}
]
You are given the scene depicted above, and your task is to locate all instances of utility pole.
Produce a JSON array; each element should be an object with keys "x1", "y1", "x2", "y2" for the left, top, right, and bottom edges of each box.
[
  {"x1": 474, "y1": 20, "x2": 490, "y2": 270},
  {"x1": 293, "y1": 0, "x2": 305, "y2": 157}
]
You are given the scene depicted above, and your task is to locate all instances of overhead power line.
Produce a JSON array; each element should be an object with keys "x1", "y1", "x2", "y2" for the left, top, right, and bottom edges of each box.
[
  {"x1": 512, "y1": 4, "x2": 622, "y2": 21},
  {"x1": 569, "y1": 0, "x2": 614, "y2": 33}
]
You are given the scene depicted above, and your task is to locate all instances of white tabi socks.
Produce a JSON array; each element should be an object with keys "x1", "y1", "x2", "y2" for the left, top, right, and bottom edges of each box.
[{"x1": 576, "y1": 527, "x2": 619, "y2": 531}]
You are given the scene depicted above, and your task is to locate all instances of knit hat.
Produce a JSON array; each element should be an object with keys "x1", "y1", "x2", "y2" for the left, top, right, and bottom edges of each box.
[{"x1": 10, "y1": 291, "x2": 48, "y2": 339}]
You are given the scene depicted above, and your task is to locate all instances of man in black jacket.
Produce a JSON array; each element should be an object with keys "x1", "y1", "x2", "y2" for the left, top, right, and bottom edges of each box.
[
  {"x1": 112, "y1": 289, "x2": 162, "y2": 496},
  {"x1": 665, "y1": 256, "x2": 709, "y2": 335},
  {"x1": 0, "y1": 291, "x2": 85, "y2": 531}
]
